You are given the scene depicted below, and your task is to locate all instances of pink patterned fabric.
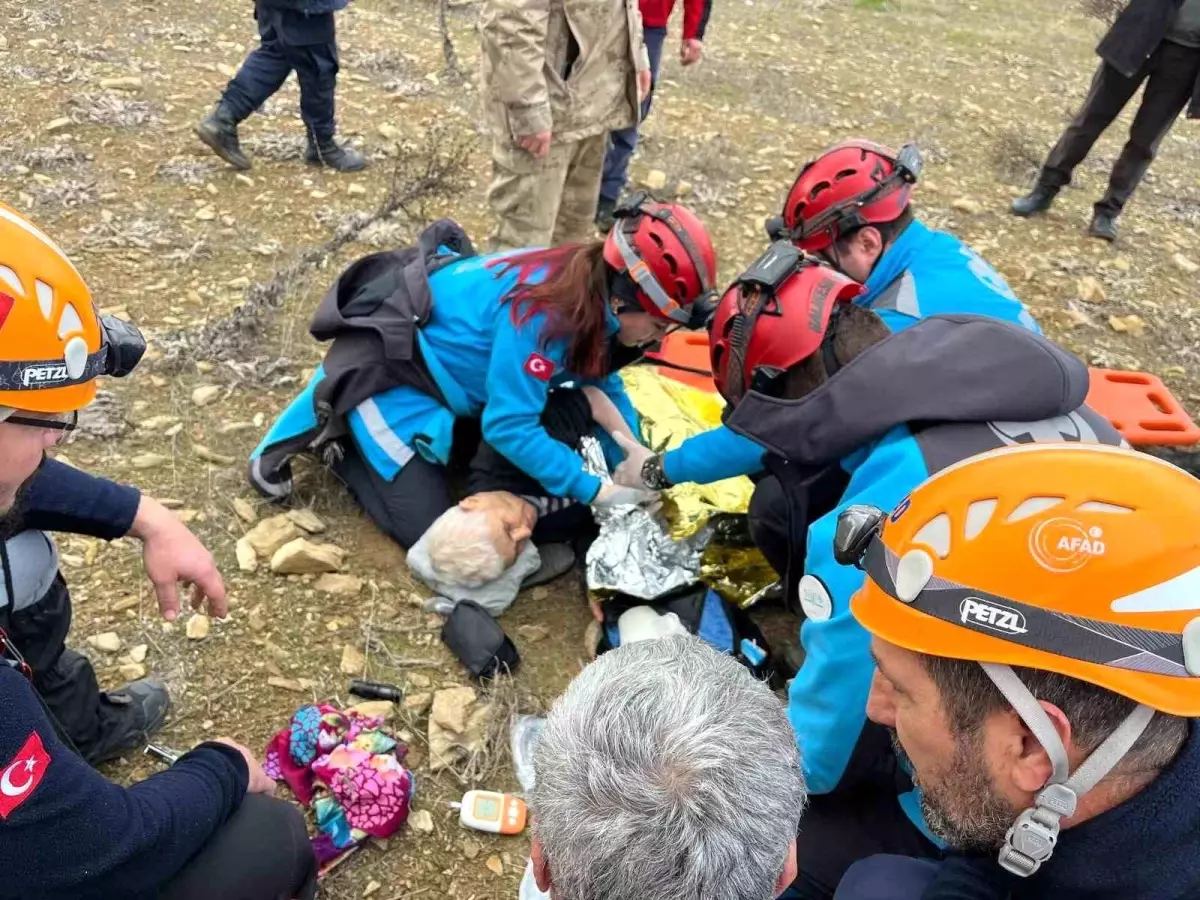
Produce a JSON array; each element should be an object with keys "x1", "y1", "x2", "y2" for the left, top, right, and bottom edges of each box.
[{"x1": 263, "y1": 704, "x2": 414, "y2": 863}]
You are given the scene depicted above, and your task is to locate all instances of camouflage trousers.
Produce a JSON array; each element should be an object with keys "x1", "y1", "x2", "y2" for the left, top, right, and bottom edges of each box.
[{"x1": 487, "y1": 133, "x2": 607, "y2": 249}]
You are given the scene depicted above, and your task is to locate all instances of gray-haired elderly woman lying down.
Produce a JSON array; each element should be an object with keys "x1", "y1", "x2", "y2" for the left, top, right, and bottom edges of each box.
[{"x1": 407, "y1": 386, "x2": 655, "y2": 613}]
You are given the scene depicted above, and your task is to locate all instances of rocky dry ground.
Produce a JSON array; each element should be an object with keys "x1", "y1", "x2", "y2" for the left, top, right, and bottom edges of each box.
[{"x1": 0, "y1": 0, "x2": 1198, "y2": 896}]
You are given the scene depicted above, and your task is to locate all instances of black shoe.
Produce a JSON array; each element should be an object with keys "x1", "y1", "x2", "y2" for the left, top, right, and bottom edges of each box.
[
  {"x1": 1010, "y1": 185, "x2": 1058, "y2": 218},
  {"x1": 1089, "y1": 210, "x2": 1118, "y2": 242},
  {"x1": 86, "y1": 678, "x2": 171, "y2": 765},
  {"x1": 306, "y1": 136, "x2": 368, "y2": 172},
  {"x1": 195, "y1": 102, "x2": 251, "y2": 171},
  {"x1": 595, "y1": 196, "x2": 618, "y2": 232},
  {"x1": 521, "y1": 542, "x2": 577, "y2": 589}
]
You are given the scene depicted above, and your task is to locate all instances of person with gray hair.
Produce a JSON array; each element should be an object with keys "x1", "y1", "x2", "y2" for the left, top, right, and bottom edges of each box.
[{"x1": 529, "y1": 635, "x2": 806, "y2": 900}]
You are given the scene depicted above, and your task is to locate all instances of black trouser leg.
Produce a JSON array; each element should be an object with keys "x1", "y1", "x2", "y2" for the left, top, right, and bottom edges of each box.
[
  {"x1": 1097, "y1": 41, "x2": 1200, "y2": 215},
  {"x1": 1039, "y1": 59, "x2": 1147, "y2": 191},
  {"x1": 158, "y1": 793, "x2": 318, "y2": 900},
  {"x1": 289, "y1": 37, "x2": 340, "y2": 143},
  {"x1": 331, "y1": 441, "x2": 453, "y2": 550},
  {"x1": 12, "y1": 575, "x2": 105, "y2": 756},
  {"x1": 221, "y1": 8, "x2": 295, "y2": 122},
  {"x1": 789, "y1": 788, "x2": 941, "y2": 900},
  {"x1": 747, "y1": 476, "x2": 794, "y2": 579}
]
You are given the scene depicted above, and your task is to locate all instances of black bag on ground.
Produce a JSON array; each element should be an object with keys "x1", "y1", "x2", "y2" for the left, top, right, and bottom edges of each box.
[{"x1": 441, "y1": 600, "x2": 520, "y2": 679}]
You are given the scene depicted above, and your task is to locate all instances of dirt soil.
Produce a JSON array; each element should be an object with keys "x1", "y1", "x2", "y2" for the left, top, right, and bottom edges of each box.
[{"x1": 1, "y1": 0, "x2": 1198, "y2": 896}]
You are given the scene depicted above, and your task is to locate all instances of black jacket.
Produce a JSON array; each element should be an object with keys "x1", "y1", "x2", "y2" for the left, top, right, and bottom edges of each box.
[
  {"x1": 0, "y1": 665, "x2": 248, "y2": 900},
  {"x1": 1097, "y1": 0, "x2": 1199, "y2": 117},
  {"x1": 257, "y1": 0, "x2": 350, "y2": 15}
]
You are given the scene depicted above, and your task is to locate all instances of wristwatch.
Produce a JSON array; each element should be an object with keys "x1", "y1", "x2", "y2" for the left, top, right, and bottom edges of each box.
[{"x1": 640, "y1": 454, "x2": 674, "y2": 491}]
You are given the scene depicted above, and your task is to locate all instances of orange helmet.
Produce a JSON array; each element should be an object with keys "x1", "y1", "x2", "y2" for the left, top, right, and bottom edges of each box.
[
  {"x1": 0, "y1": 203, "x2": 142, "y2": 414},
  {"x1": 846, "y1": 442, "x2": 1200, "y2": 716}
]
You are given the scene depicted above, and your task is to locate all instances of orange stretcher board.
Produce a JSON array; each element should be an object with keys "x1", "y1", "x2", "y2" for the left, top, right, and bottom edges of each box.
[
  {"x1": 1086, "y1": 368, "x2": 1200, "y2": 447},
  {"x1": 645, "y1": 337, "x2": 1200, "y2": 448}
]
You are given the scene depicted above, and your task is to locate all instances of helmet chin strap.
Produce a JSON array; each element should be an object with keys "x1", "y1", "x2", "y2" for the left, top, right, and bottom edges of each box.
[{"x1": 980, "y1": 662, "x2": 1156, "y2": 877}]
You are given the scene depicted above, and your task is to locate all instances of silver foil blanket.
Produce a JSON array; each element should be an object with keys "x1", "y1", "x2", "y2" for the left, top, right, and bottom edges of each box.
[{"x1": 579, "y1": 434, "x2": 711, "y2": 600}]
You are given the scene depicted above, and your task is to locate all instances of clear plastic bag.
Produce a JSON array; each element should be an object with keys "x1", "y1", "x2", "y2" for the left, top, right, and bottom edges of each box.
[
  {"x1": 519, "y1": 859, "x2": 552, "y2": 900},
  {"x1": 510, "y1": 715, "x2": 546, "y2": 793}
]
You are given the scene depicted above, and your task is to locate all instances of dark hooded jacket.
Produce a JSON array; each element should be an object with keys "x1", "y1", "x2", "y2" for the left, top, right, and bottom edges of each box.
[
  {"x1": 1097, "y1": 0, "x2": 1199, "y2": 118},
  {"x1": 725, "y1": 315, "x2": 1124, "y2": 833}
]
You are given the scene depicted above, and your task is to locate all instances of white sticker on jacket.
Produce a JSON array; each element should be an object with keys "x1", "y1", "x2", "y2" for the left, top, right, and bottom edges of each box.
[{"x1": 798, "y1": 575, "x2": 832, "y2": 622}]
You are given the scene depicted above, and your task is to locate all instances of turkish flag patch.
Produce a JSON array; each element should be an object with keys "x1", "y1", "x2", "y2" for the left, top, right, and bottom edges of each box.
[
  {"x1": 523, "y1": 352, "x2": 556, "y2": 382},
  {"x1": 0, "y1": 731, "x2": 50, "y2": 820}
]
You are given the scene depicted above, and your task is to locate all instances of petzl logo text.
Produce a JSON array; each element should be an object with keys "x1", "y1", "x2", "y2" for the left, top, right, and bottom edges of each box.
[
  {"x1": 21, "y1": 364, "x2": 69, "y2": 387},
  {"x1": 959, "y1": 597, "x2": 1028, "y2": 636}
]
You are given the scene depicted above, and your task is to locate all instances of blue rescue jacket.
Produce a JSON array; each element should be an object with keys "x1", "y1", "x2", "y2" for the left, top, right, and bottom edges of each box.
[
  {"x1": 253, "y1": 249, "x2": 639, "y2": 503},
  {"x1": 661, "y1": 220, "x2": 1038, "y2": 487},
  {"x1": 726, "y1": 315, "x2": 1123, "y2": 839}
]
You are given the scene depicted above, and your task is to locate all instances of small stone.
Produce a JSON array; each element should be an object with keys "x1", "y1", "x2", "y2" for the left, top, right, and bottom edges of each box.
[
  {"x1": 1113, "y1": 255, "x2": 1132, "y2": 272},
  {"x1": 236, "y1": 538, "x2": 258, "y2": 573},
  {"x1": 517, "y1": 624, "x2": 550, "y2": 643},
  {"x1": 232, "y1": 498, "x2": 258, "y2": 523},
  {"x1": 410, "y1": 809, "x2": 435, "y2": 834},
  {"x1": 340, "y1": 643, "x2": 366, "y2": 676},
  {"x1": 1172, "y1": 253, "x2": 1199, "y2": 275},
  {"x1": 138, "y1": 414, "x2": 179, "y2": 430},
  {"x1": 132, "y1": 453, "x2": 169, "y2": 470},
  {"x1": 486, "y1": 855, "x2": 504, "y2": 876},
  {"x1": 346, "y1": 700, "x2": 395, "y2": 721},
  {"x1": 235, "y1": 173, "x2": 254, "y2": 187},
  {"x1": 217, "y1": 63, "x2": 238, "y2": 79},
  {"x1": 87, "y1": 632, "x2": 122, "y2": 653},
  {"x1": 248, "y1": 607, "x2": 266, "y2": 631},
  {"x1": 407, "y1": 673, "x2": 432, "y2": 689},
  {"x1": 431, "y1": 686, "x2": 477, "y2": 734},
  {"x1": 950, "y1": 197, "x2": 982, "y2": 215},
  {"x1": 195, "y1": 207, "x2": 216, "y2": 221},
  {"x1": 461, "y1": 838, "x2": 481, "y2": 860},
  {"x1": 347, "y1": 183, "x2": 367, "y2": 196},
  {"x1": 111, "y1": 595, "x2": 141, "y2": 613},
  {"x1": 378, "y1": 123, "x2": 402, "y2": 141},
  {"x1": 269, "y1": 538, "x2": 345, "y2": 575},
  {"x1": 186, "y1": 614, "x2": 211, "y2": 640},
  {"x1": 267, "y1": 676, "x2": 315, "y2": 692},
  {"x1": 1077, "y1": 275, "x2": 1106, "y2": 304},
  {"x1": 286, "y1": 508, "x2": 326, "y2": 534},
  {"x1": 309, "y1": 190, "x2": 328, "y2": 200},
  {"x1": 192, "y1": 385, "x2": 222, "y2": 407},
  {"x1": 46, "y1": 117, "x2": 72, "y2": 133},
  {"x1": 315, "y1": 573, "x2": 362, "y2": 595},
  {"x1": 129, "y1": 644, "x2": 148, "y2": 663},
  {"x1": 119, "y1": 662, "x2": 147, "y2": 680},
  {"x1": 244, "y1": 515, "x2": 302, "y2": 557},
  {"x1": 364, "y1": 881, "x2": 381, "y2": 898},
  {"x1": 675, "y1": 179, "x2": 693, "y2": 197},
  {"x1": 643, "y1": 169, "x2": 667, "y2": 191},
  {"x1": 1108, "y1": 314, "x2": 1146, "y2": 337},
  {"x1": 532, "y1": 587, "x2": 550, "y2": 602},
  {"x1": 100, "y1": 76, "x2": 143, "y2": 90},
  {"x1": 193, "y1": 445, "x2": 235, "y2": 466},
  {"x1": 404, "y1": 692, "x2": 432, "y2": 715}
]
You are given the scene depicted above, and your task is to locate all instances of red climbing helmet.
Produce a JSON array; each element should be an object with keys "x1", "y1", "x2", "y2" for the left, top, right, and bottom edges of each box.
[
  {"x1": 781, "y1": 140, "x2": 923, "y2": 253},
  {"x1": 710, "y1": 242, "x2": 863, "y2": 404},
  {"x1": 603, "y1": 194, "x2": 718, "y2": 327}
]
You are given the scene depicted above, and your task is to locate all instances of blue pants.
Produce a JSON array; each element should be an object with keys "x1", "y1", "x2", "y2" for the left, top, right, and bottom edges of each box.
[
  {"x1": 222, "y1": 3, "x2": 340, "y2": 141},
  {"x1": 832, "y1": 856, "x2": 938, "y2": 900},
  {"x1": 599, "y1": 25, "x2": 668, "y2": 203}
]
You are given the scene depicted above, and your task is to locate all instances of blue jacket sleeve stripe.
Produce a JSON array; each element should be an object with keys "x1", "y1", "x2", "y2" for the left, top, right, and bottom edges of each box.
[{"x1": 789, "y1": 429, "x2": 930, "y2": 794}]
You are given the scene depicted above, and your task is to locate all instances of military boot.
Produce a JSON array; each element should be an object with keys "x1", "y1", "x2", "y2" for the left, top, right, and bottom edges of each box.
[
  {"x1": 306, "y1": 135, "x2": 368, "y2": 172},
  {"x1": 87, "y1": 678, "x2": 171, "y2": 765},
  {"x1": 195, "y1": 102, "x2": 252, "y2": 171},
  {"x1": 1088, "y1": 209, "x2": 1119, "y2": 242},
  {"x1": 1010, "y1": 184, "x2": 1058, "y2": 218},
  {"x1": 594, "y1": 196, "x2": 618, "y2": 232}
]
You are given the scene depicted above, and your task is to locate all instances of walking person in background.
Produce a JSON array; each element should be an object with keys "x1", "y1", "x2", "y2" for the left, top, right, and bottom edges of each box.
[
  {"x1": 1010, "y1": 0, "x2": 1200, "y2": 241},
  {"x1": 195, "y1": 0, "x2": 367, "y2": 173},
  {"x1": 479, "y1": 0, "x2": 652, "y2": 250},
  {"x1": 594, "y1": 0, "x2": 713, "y2": 230}
]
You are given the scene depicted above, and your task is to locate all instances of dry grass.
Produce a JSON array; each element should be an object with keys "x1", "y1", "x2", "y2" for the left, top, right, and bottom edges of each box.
[{"x1": 69, "y1": 93, "x2": 163, "y2": 127}]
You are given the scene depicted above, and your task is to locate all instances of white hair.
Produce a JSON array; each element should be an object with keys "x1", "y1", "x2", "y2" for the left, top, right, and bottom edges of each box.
[
  {"x1": 423, "y1": 506, "x2": 508, "y2": 587},
  {"x1": 532, "y1": 635, "x2": 807, "y2": 900}
]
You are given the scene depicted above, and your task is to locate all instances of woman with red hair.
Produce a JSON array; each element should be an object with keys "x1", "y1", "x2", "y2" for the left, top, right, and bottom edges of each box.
[{"x1": 252, "y1": 196, "x2": 717, "y2": 552}]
